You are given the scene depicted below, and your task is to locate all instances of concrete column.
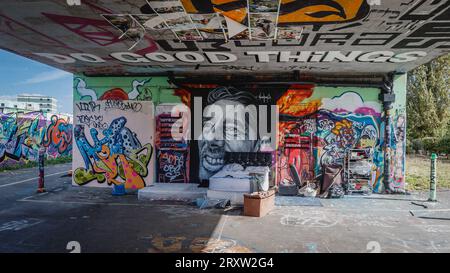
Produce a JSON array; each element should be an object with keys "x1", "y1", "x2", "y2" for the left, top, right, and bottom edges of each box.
[{"x1": 379, "y1": 74, "x2": 396, "y2": 193}]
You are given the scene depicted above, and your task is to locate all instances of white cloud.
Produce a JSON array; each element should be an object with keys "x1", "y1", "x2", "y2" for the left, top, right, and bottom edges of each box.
[
  {"x1": 18, "y1": 93, "x2": 45, "y2": 96},
  {"x1": 21, "y1": 70, "x2": 71, "y2": 85},
  {"x1": 0, "y1": 95, "x2": 16, "y2": 100},
  {"x1": 321, "y1": 91, "x2": 382, "y2": 114}
]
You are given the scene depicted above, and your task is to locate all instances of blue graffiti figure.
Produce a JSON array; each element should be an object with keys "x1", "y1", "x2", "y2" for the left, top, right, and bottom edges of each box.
[
  {"x1": 74, "y1": 125, "x2": 99, "y2": 169},
  {"x1": 74, "y1": 117, "x2": 142, "y2": 170}
]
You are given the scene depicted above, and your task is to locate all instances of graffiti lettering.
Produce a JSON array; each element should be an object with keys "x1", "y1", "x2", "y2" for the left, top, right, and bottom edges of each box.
[
  {"x1": 157, "y1": 150, "x2": 187, "y2": 183},
  {"x1": 73, "y1": 101, "x2": 154, "y2": 190},
  {"x1": 76, "y1": 115, "x2": 107, "y2": 129},
  {"x1": 104, "y1": 100, "x2": 143, "y2": 113},
  {"x1": 0, "y1": 112, "x2": 72, "y2": 168},
  {"x1": 76, "y1": 101, "x2": 101, "y2": 112},
  {"x1": 43, "y1": 115, "x2": 73, "y2": 156}
]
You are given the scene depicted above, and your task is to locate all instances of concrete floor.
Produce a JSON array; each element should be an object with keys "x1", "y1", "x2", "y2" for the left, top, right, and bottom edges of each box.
[{"x1": 1, "y1": 163, "x2": 450, "y2": 253}]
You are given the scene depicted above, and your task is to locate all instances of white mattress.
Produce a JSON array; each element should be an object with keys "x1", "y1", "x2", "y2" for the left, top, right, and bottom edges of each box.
[
  {"x1": 209, "y1": 166, "x2": 270, "y2": 192},
  {"x1": 207, "y1": 189, "x2": 246, "y2": 205},
  {"x1": 209, "y1": 177, "x2": 251, "y2": 192}
]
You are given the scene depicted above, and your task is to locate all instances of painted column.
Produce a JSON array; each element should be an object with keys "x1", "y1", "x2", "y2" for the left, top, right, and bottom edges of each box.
[
  {"x1": 380, "y1": 74, "x2": 395, "y2": 193},
  {"x1": 382, "y1": 74, "x2": 408, "y2": 193}
]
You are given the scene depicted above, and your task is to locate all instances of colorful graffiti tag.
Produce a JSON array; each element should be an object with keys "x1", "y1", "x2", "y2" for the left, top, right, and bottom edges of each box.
[
  {"x1": 43, "y1": 115, "x2": 73, "y2": 158},
  {"x1": 72, "y1": 100, "x2": 155, "y2": 189},
  {"x1": 389, "y1": 110, "x2": 406, "y2": 192},
  {"x1": 155, "y1": 104, "x2": 190, "y2": 183},
  {"x1": 0, "y1": 112, "x2": 72, "y2": 168},
  {"x1": 157, "y1": 149, "x2": 189, "y2": 183}
]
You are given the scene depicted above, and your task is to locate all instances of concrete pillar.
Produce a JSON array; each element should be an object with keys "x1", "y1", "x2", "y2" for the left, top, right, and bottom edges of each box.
[{"x1": 379, "y1": 74, "x2": 396, "y2": 193}]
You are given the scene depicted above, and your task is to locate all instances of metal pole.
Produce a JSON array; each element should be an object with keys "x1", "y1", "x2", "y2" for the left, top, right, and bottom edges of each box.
[
  {"x1": 37, "y1": 146, "x2": 46, "y2": 193},
  {"x1": 429, "y1": 153, "x2": 437, "y2": 202}
]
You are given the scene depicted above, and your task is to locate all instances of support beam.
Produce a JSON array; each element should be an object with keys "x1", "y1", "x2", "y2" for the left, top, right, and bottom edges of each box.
[{"x1": 379, "y1": 73, "x2": 396, "y2": 193}]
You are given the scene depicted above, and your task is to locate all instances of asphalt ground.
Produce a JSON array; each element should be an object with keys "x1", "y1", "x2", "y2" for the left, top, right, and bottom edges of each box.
[{"x1": 1, "y1": 163, "x2": 450, "y2": 253}]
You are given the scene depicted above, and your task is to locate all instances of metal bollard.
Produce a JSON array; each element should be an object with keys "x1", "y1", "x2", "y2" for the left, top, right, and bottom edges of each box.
[
  {"x1": 37, "y1": 146, "x2": 46, "y2": 193},
  {"x1": 428, "y1": 153, "x2": 437, "y2": 202}
]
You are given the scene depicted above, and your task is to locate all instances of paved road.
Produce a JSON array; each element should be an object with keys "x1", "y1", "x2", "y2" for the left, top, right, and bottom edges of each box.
[{"x1": 1, "y1": 163, "x2": 450, "y2": 253}]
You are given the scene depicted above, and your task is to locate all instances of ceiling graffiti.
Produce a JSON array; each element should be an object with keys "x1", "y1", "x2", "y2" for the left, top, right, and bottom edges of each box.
[{"x1": 0, "y1": 0, "x2": 449, "y2": 75}]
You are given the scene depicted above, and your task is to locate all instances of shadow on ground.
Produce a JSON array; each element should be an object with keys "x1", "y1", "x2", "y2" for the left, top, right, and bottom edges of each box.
[{"x1": 1, "y1": 164, "x2": 450, "y2": 253}]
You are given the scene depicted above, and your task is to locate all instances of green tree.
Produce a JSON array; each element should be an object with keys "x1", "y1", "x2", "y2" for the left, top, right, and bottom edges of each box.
[{"x1": 407, "y1": 54, "x2": 450, "y2": 139}]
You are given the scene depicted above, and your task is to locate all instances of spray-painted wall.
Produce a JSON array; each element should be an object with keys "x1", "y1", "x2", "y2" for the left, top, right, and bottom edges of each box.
[
  {"x1": 72, "y1": 76, "x2": 164, "y2": 189},
  {"x1": 73, "y1": 75, "x2": 407, "y2": 192},
  {"x1": 276, "y1": 85, "x2": 384, "y2": 191},
  {"x1": 0, "y1": 111, "x2": 73, "y2": 169},
  {"x1": 389, "y1": 75, "x2": 407, "y2": 193}
]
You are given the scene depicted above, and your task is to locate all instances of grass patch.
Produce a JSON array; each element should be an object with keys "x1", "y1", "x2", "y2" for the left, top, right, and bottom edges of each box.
[
  {"x1": 406, "y1": 155, "x2": 450, "y2": 191},
  {"x1": 0, "y1": 156, "x2": 72, "y2": 172}
]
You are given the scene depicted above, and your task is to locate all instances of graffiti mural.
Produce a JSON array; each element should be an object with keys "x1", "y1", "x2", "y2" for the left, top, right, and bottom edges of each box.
[
  {"x1": 72, "y1": 100, "x2": 155, "y2": 189},
  {"x1": 276, "y1": 86, "x2": 383, "y2": 189},
  {"x1": 277, "y1": 85, "x2": 318, "y2": 183},
  {"x1": 278, "y1": 0, "x2": 370, "y2": 26},
  {"x1": 157, "y1": 149, "x2": 189, "y2": 183},
  {"x1": 168, "y1": 82, "x2": 281, "y2": 182},
  {"x1": 316, "y1": 110, "x2": 380, "y2": 168},
  {"x1": 0, "y1": 111, "x2": 45, "y2": 165},
  {"x1": 155, "y1": 104, "x2": 190, "y2": 183},
  {"x1": 73, "y1": 76, "x2": 190, "y2": 187},
  {"x1": 389, "y1": 110, "x2": 406, "y2": 192},
  {"x1": 0, "y1": 112, "x2": 73, "y2": 169},
  {"x1": 43, "y1": 115, "x2": 73, "y2": 158},
  {"x1": 74, "y1": 77, "x2": 157, "y2": 102},
  {"x1": 0, "y1": 1, "x2": 448, "y2": 74},
  {"x1": 76, "y1": 75, "x2": 408, "y2": 192}
]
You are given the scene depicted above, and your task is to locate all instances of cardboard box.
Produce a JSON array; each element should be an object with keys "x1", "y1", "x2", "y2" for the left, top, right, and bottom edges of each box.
[{"x1": 243, "y1": 190, "x2": 275, "y2": 217}]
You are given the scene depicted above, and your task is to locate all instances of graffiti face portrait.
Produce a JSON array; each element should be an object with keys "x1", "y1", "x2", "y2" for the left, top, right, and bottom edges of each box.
[
  {"x1": 198, "y1": 87, "x2": 260, "y2": 180},
  {"x1": 278, "y1": 0, "x2": 370, "y2": 25}
]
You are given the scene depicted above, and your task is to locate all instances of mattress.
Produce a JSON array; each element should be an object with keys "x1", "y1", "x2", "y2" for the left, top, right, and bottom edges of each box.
[
  {"x1": 209, "y1": 176, "x2": 252, "y2": 192},
  {"x1": 207, "y1": 189, "x2": 246, "y2": 205},
  {"x1": 209, "y1": 166, "x2": 270, "y2": 192}
]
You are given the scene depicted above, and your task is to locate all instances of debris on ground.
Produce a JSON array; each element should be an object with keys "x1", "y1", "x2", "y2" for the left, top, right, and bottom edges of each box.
[
  {"x1": 196, "y1": 197, "x2": 231, "y2": 209},
  {"x1": 411, "y1": 201, "x2": 428, "y2": 208}
]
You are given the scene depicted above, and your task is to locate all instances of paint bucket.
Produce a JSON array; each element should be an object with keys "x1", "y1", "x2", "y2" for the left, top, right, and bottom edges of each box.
[{"x1": 112, "y1": 184, "x2": 126, "y2": 196}]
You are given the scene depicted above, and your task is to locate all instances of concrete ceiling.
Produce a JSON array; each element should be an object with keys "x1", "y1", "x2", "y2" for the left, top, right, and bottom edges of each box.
[{"x1": 0, "y1": 0, "x2": 449, "y2": 76}]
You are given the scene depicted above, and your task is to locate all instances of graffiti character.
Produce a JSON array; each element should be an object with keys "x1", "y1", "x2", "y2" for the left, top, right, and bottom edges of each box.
[
  {"x1": 198, "y1": 87, "x2": 260, "y2": 180},
  {"x1": 73, "y1": 116, "x2": 152, "y2": 190},
  {"x1": 331, "y1": 119, "x2": 355, "y2": 148}
]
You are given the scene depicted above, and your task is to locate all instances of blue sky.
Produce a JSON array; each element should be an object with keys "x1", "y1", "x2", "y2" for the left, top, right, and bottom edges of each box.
[{"x1": 0, "y1": 49, "x2": 73, "y2": 113}]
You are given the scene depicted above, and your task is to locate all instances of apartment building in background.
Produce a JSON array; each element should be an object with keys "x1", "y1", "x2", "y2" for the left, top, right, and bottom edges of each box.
[
  {"x1": 17, "y1": 95, "x2": 57, "y2": 114},
  {"x1": 0, "y1": 94, "x2": 57, "y2": 114}
]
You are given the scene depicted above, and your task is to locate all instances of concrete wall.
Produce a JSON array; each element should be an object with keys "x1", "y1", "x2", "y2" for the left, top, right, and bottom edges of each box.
[
  {"x1": 73, "y1": 75, "x2": 407, "y2": 192},
  {"x1": 0, "y1": 112, "x2": 73, "y2": 169}
]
